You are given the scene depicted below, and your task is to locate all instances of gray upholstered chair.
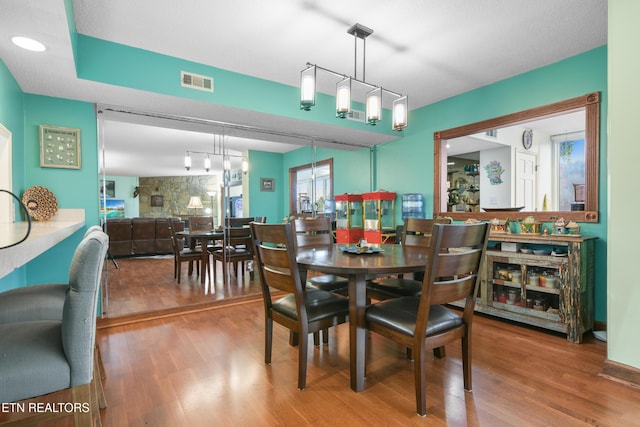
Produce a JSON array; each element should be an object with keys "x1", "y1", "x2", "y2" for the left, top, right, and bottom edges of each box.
[
  {"x1": 0, "y1": 226, "x2": 103, "y2": 324},
  {"x1": 0, "y1": 230, "x2": 108, "y2": 426}
]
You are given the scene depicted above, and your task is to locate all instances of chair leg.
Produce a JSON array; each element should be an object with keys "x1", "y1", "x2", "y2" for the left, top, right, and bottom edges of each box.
[
  {"x1": 414, "y1": 346, "x2": 428, "y2": 417},
  {"x1": 289, "y1": 331, "x2": 299, "y2": 346},
  {"x1": 94, "y1": 351, "x2": 107, "y2": 409},
  {"x1": 96, "y1": 343, "x2": 106, "y2": 380},
  {"x1": 177, "y1": 261, "x2": 182, "y2": 284},
  {"x1": 322, "y1": 328, "x2": 329, "y2": 344},
  {"x1": 313, "y1": 331, "x2": 320, "y2": 346},
  {"x1": 462, "y1": 335, "x2": 472, "y2": 391},
  {"x1": 265, "y1": 317, "x2": 273, "y2": 365},
  {"x1": 298, "y1": 329, "x2": 308, "y2": 390},
  {"x1": 72, "y1": 383, "x2": 96, "y2": 427},
  {"x1": 406, "y1": 347, "x2": 414, "y2": 361}
]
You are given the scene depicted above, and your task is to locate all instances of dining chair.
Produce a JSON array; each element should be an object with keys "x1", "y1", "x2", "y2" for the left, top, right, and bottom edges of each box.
[
  {"x1": 250, "y1": 222, "x2": 349, "y2": 390},
  {"x1": 366, "y1": 217, "x2": 451, "y2": 300},
  {"x1": 365, "y1": 222, "x2": 489, "y2": 416},
  {"x1": 169, "y1": 219, "x2": 205, "y2": 283},
  {"x1": 188, "y1": 215, "x2": 216, "y2": 249},
  {"x1": 211, "y1": 226, "x2": 255, "y2": 282},
  {"x1": 293, "y1": 217, "x2": 349, "y2": 346},
  {"x1": 0, "y1": 230, "x2": 109, "y2": 426},
  {"x1": 293, "y1": 217, "x2": 348, "y2": 293}
]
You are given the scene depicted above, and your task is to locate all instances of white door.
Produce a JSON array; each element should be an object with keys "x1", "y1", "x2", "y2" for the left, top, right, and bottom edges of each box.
[
  {"x1": 515, "y1": 151, "x2": 537, "y2": 211},
  {"x1": 0, "y1": 124, "x2": 13, "y2": 223}
]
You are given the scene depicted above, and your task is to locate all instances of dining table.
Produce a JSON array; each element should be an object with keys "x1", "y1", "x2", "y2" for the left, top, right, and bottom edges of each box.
[
  {"x1": 176, "y1": 229, "x2": 224, "y2": 284},
  {"x1": 296, "y1": 243, "x2": 428, "y2": 392}
]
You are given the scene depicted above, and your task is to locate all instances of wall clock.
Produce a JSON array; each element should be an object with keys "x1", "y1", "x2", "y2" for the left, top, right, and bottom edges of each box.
[{"x1": 522, "y1": 129, "x2": 533, "y2": 150}]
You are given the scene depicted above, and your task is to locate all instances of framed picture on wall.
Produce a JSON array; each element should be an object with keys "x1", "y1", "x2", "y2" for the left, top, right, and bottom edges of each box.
[
  {"x1": 100, "y1": 180, "x2": 115, "y2": 198},
  {"x1": 150, "y1": 195, "x2": 164, "y2": 207},
  {"x1": 260, "y1": 177, "x2": 274, "y2": 192},
  {"x1": 39, "y1": 125, "x2": 81, "y2": 169}
]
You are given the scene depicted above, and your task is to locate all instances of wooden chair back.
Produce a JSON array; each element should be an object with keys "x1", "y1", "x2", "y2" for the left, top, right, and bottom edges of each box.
[
  {"x1": 402, "y1": 217, "x2": 452, "y2": 248},
  {"x1": 189, "y1": 216, "x2": 214, "y2": 231},
  {"x1": 418, "y1": 222, "x2": 489, "y2": 312},
  {"x1": 366, "y1": 222, "x2": 489, "y2": 415},
  {"x1": 251, "y1": 222, "x2": 304, "y2": 302},
  {"x1": 292, "y1": 217, "x2": 333, "y2": 249}
]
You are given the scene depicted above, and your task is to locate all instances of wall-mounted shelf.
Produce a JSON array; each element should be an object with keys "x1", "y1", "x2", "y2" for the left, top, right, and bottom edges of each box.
[{"x1": 0, "y1": 209, "x2": 85, "y2": 279}]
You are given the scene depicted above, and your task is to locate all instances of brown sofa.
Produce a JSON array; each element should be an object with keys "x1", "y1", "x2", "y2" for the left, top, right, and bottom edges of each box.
[{"x1": 106, "y1": 217, "x2": 184, "y2": 257}]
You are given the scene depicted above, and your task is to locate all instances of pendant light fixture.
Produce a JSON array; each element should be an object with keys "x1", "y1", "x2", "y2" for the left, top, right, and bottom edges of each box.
[{"x1": 299, "y1": 23, "x2": 408, "y2": 131}]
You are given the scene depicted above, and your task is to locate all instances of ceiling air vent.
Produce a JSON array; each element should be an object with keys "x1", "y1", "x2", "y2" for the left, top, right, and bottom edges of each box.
[
  {"x1": 346, "y1": 109, "x2": 365, "y2": 122},
  {"x1": 181, "y1": 71, "x2": 214, "y2": 92}
]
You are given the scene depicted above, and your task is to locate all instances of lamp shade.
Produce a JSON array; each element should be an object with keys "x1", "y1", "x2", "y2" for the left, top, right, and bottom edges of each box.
[
  {"x1": 336, "y1": 78, "x2": 351, "y2": 119},
  {"x1": 392, "y1": 96, "x2": 408, "y2": 131},
  {"x1": 366, "y1": 87, "x2": 382, "y2": 125},
  {"x1": 300, "y1": 66, "x2": 316, "y2": 110},
  {"x1": 187, "y1": 196, "x2": 203, "y2": 209}
]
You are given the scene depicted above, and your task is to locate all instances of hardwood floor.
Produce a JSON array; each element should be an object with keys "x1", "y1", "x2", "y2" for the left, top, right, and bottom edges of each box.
[
  {"x1": 103, "y1": 255, "x2": 261, "y2": 319},
  {"x1": 7, "y1": 300, "x2": 639, "y2": 426}
]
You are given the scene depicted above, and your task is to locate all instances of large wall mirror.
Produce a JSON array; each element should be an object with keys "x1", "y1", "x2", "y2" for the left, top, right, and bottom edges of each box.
[{"x1": 434, "y1": 92, "x2": 600, "y2": 222}]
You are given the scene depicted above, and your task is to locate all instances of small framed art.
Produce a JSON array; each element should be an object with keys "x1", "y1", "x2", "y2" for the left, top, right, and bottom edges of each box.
[
  {"x1": 260, "y1": 177, "x2": 274, "y2": 192},
  {"x1": 40, "y1": 125, "x2": 81, "y2": 169},
  {"x1": 150, "y1": 195, "x2": 164, "y2": 207}
]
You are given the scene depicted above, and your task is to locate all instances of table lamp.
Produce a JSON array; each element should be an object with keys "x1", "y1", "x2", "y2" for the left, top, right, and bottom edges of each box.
[{"x1": 187, "y1": 196, "x2": 203, "y2": 215}]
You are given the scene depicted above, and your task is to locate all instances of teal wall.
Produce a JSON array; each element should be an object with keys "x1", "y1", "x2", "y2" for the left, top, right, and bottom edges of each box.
[
  {"x1": 246, "y1": 150, "x2": 284, "y2": 223},
  {"x1": 0, "y1": 59, "x2": 26, "y2": 290},
  {"x1": 2, "y1": 43, "x2": 608, "y2": 321},
  {"x1": 0, "y1": 89, "x2": 98, "y2": 291},
  {"x1": 256, "y1": 46, "x2": 608, "y2": 322},
  {"x1": 22, "y1": 94, "x2": 99, "y2": 285},
  {"x1": 75, "y1": 35, "x2": 397, "y2": 136},
  {"x1": 377, "y1": 46, "x2": 608, "y2": 322}
]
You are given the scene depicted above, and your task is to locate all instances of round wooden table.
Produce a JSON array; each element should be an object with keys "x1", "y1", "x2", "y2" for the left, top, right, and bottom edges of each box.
[{"x1": 296, "y1": 244, "x2": 428, "y2": 392}]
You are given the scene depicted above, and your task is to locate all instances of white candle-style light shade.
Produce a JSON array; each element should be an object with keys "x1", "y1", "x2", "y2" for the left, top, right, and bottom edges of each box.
[
  {"x1": 392, "y1": 96, "x2": 408, "y2": 131},
  {"x1": 223, "y1": 155, "x2": 231, "y2": 171},
  {"x1": 187, "y1": 196, "x2": 203, "y2": 209},
  {"x1": 366, "y1": 87, "x2": 382, "y2": 125},
  {"x1": 300, "y1": 66, "x2": 316, "y2": 111},
  {"x1": 184, "y1": 153, "x2": 192, "y2": 170},
  {"x1": 241, "y1": 156, "x2": 249, "y2": 172},
  {"x1": 336, "y1": 78, "x2": 351, "y2": 119},
  {"x1": 204, "y1": 156, "x2": 211, "y2": 172}
]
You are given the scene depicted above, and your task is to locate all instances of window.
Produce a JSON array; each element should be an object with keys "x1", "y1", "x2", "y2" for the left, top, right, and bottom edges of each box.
[{"x1": 289, "y1": 158, "x2": 333, "y2": 216}]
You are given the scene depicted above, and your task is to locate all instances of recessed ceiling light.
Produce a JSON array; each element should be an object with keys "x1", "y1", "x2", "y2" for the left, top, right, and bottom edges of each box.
[{"x1": 11, "y1": 36, "x2": 46, "y2": 52}]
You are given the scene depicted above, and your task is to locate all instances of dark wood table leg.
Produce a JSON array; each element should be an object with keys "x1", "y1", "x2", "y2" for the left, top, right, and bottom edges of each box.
[{"x1": 350, "y1": 273, "x2": 367, "y2": 392}]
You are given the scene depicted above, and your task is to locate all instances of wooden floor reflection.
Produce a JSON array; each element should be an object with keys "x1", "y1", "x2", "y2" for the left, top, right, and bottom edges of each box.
[{"x1": 102, "y1": 255, "x2": 261, "y2": 321}]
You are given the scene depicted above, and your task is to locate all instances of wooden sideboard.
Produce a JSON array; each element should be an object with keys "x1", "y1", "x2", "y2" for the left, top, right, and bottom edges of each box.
[{"x1": 472, "y1": 233, "x2": 596, "y2": 343}]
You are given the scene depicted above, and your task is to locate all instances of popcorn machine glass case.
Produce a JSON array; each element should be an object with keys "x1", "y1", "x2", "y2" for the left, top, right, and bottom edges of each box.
[
  {"x1": 362, "y1": 191, "x2": 397, "y2": 244},
  {"x1": 335, "y1": 193, "x2": 363, "y2": 244}
]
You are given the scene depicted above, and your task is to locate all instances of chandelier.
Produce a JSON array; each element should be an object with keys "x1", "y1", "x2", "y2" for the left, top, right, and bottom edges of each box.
[
  {"x1": 183, "y1": 134, "x2": 248, "y2": 173},
  {"x1": 300, "y1": 23, "x2": 408, "y2": 131}
]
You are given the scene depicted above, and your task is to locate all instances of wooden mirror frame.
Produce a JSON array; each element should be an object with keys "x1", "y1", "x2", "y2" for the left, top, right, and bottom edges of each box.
[{"x1": 434, "y1": 92, "x2": 600, "y2": 223}]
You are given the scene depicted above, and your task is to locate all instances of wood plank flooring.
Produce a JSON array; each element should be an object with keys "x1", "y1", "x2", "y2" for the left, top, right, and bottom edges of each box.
[{"x1": 6, "y1": 300, "x2": 639, "y2": 426}]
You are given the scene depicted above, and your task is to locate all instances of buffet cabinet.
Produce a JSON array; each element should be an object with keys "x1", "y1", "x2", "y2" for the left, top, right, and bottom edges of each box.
[{"x1": 475, "y1": 234, "x2": 596, "y2": 343}]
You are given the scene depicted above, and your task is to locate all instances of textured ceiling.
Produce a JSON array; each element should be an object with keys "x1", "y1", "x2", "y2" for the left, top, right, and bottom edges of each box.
[{"x1": 0, "y1": 0, "x2": 607, "y2": 176}]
